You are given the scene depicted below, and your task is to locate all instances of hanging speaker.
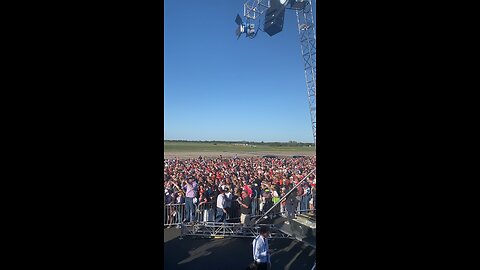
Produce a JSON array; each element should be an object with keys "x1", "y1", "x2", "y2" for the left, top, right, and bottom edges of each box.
[{"x1": 263, "y1": 5, "x2": 286, "y2": 36}]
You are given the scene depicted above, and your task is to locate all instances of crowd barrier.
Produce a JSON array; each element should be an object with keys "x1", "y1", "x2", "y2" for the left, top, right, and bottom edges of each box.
[
  {"x1": 164, "y1": 203, "x2": 185, "y2": 226},
  {"x1": 164, "y1": 193, "x2": 316, "y2": 226}
]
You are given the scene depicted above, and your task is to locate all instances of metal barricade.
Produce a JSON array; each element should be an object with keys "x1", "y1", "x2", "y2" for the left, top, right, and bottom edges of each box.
[
  {"x1": 247, "y1": 197, "x2": 284, "y2": 217},
  {"x1": 261, "y1": 193, "x2": 316, "y2": 218},
  {"x1": 164, "y1": 193, "x2": 316, "y2": 226},
  {"x1": 290, "y1": 193, "x2": 315, "y2": 215},
  {"x1": 251, "y1": 198, "x2": 261, "y2": 216},
  {"x1": 227, "y1": 199, "x2": 241, "y2": 221},
  {"x1": 195, "y1": 202, "x2": 216, "y2": 223},
  {"x1": 310, "y1": 192, "x2": 316, "y2": 213},
  {"x1": 269, "y1": 202, "x2": 282, "y2": 217},
  {"x1": 164, "y1": 203, "x2": 185, "y2": 226},
  {"x1": 247, "y1": 197, "x2": 280, "y2": 219},
  {"x1": 297, "y1": 193, "x2": 311, "y2": 214},
  {"x1": 195, "y1": 203, "x2": 205, "y2": 223},
  {"x1": 249, "y1": 193, "x2": 316, "y2": 217}
]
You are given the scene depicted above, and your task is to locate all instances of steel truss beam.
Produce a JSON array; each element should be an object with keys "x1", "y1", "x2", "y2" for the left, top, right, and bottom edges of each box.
[
  {"x1": 180, "y1": 222, "x2": 294, "y2": 239},
  {"x1": 244, "y1": 0, "x2": 270, "y2": 20},
  {"x1": 296, "y1": 0, "x2": 317, "y2": 146}
]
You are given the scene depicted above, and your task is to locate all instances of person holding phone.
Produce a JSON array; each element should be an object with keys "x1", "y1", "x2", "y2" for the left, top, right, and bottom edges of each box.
[{"x1": 183, "y1": 177, "x2": 198, "y2": 223}]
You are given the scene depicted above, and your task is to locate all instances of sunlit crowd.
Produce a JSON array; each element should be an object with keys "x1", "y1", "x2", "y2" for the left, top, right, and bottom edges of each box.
[{"x1": 164, "y1": 156, "x2": 316, "y2": 225}]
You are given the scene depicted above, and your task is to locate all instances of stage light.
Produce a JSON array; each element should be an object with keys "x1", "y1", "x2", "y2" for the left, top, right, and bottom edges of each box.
[
  {"x1": 247, "y1": 24, "x2": 255, "y2": 36},
  {"x1": 235, "y1": 14, "x2": 245, "y2": 39},
  {"x1": 235, "y1": 13, "x2": 257, "y2": 39}
]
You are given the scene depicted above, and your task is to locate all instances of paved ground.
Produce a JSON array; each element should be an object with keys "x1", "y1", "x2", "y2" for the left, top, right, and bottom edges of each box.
[{"x1": 164, "y1": 227, "x2": 316, "y2": 270}]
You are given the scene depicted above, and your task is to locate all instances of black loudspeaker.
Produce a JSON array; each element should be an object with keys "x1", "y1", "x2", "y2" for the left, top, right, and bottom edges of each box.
[{"x1": 263, "y1": 4, "x2": 286, "y2": 36}]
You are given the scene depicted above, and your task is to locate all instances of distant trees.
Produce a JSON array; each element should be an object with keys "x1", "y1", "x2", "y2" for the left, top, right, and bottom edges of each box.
[{"x1": 164, "y1": 140, "x2": 311, "y2": 147}]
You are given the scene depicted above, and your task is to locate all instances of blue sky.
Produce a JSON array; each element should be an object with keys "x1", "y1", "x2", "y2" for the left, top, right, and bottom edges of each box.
[{"x1": 164, "y1": 0, "x2": 316, "y2": 143}]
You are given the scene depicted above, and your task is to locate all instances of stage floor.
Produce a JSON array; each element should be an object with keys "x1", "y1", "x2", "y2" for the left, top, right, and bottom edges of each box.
[{"x1": 164, "y1": 227, "x2": 316, "y2": 270}]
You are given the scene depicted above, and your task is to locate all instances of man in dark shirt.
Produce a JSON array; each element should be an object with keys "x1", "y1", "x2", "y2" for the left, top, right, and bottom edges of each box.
[
  {"x1": 237, "y1": 190, "x2": 252, "y2": 226},
  {"x1": 274, "y1": 182, "x2": 281, "y2": 196},
  {"x1": 251, "y1": 179, "x2": 261, "y2": 216},
  {"x1": 285, "y1": 187, "x2": 298, "y2": 225},
  {"x1": 262, "y1": 189, "x2": 273, "y2": 215},
  {"x1": 252, "y1": 179, "x2": 261, "y2": 198}
]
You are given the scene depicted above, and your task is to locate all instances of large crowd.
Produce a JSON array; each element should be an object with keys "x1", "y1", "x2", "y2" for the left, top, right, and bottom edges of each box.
[{"x1": 163, "y1": 156, "x2": 316, "y2": 226}]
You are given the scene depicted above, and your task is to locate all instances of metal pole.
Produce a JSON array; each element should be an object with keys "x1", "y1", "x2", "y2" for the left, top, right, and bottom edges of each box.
[{"x1": 254, "y1": 169, "x2": 316, "y2": 224}]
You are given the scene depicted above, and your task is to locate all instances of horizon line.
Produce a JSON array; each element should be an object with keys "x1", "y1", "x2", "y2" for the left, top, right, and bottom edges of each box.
[{"x1": 164, "y1": 139, "x2": 313, "y2": 144}]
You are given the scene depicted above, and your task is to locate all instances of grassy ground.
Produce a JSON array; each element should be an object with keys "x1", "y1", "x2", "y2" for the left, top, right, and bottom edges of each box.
[{"x1": 164, "y1": 141, "x2": 315, "y2": 159}]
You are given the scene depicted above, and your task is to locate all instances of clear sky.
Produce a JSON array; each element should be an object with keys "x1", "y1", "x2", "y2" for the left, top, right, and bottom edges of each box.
[{"x1": 164, "y1": 0, "x2": 316, "y2": 143}]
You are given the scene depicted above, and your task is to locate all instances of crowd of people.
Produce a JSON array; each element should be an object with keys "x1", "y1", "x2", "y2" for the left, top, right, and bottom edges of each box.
[{"x1": 163, "y1": 155, "x2": 316, "y2": 226}]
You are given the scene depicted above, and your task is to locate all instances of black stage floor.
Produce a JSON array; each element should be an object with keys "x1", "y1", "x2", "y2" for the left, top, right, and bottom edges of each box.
[{"x1": 164, "y1": 225, "x2": 316, "y2": 270}]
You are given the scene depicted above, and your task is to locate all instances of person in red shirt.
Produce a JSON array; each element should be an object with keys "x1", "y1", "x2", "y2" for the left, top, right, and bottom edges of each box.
[{"x1": 244, "y1": 183, "x2": 253, "y2": 198}]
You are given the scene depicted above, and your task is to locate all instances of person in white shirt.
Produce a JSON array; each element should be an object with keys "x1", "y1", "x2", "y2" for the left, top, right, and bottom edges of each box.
[
  {"x1": 252, "y1": 226, "x2": 271, "y2": 270},
  {"x1": 215, "y1": 187, "x2": 227, "y2": 222}
]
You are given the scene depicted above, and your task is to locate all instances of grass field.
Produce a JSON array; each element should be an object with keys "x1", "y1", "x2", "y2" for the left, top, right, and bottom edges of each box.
[{"x1": 164, "y1": 141, "x2": 315, "y2": 159}]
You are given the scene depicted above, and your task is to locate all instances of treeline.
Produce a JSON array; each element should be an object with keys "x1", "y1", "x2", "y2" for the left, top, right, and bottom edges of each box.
[{"x1": 165, "y1": 140, "x2": 313, "y2": 147}]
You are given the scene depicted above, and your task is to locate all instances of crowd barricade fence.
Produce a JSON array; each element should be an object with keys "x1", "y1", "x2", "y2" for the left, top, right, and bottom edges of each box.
[
  {"x1": 195, "y1": 202, "x2": 216, "y2": 223},
  {"x1": 164, "y1": 193, "x2": 316, "y2": 226},
  {"x1": 164, "y1": 203, "x2": 185, "y2": 226}
]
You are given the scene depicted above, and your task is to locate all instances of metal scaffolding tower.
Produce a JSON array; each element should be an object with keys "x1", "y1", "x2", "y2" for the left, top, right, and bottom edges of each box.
[{"x1": 296, "y1": 1, "x2": 317, "y2": 146}]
